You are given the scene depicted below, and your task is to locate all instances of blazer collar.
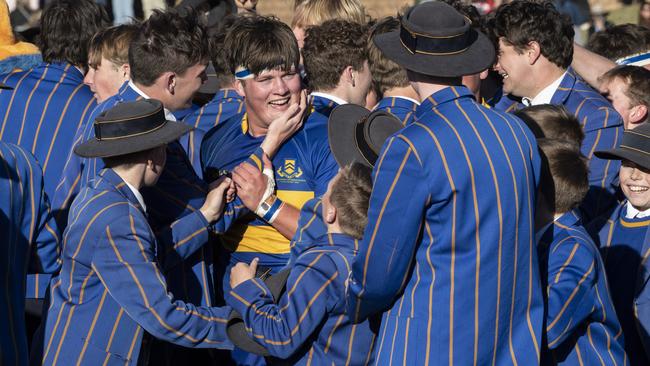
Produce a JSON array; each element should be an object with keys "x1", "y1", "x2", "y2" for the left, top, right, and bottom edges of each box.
[
  {"x1": 549, "y1": 68, "x2": 577, "y2": 106},
  {"x1": 418, "y1": 85, "x2": 474, "y2": 119},
  {"x1": 308, "y1": 94, "x2": 339, "y2": 117},
  {"x1": 97, "y1": 168, "x2": 147, "y2": 214}
]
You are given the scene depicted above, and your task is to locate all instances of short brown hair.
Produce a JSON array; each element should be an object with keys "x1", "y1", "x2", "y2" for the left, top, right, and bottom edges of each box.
[
  {"x1": 587, "y1": 24, "x2": 650, "y2": 61},
  {"x1": 537, "y1": 138, "x2": 589, "y2": 214},
  {"x1": 88, "y1": 23, "x2": 140, "y2": 70},
  {"x1": 330, "y1": 163, "x2": 373, "y2": 239},
  {"x1": 367, "y1": 17, "x2": 409, "y2": 96},
  {"x1": 600, "y1": 65, "x2": 650, "y2": 122},
  {"x1": 129, "y1": 8, "x2": 209, "y2": 87},
  {"x1": 302, "y1": 19, "x2": 368, "y2": 92},
  {"x1": 291, "y1": 0, "x2": 366, "y2": 28},
  {"x1": 224, "y1": 15, "x2": 299, "y2": 76},
  {"x1": 515, "y1": 105, "x2": 584, "y2": 150}
]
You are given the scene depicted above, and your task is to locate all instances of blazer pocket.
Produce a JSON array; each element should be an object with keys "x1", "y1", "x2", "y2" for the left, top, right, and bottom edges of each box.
[{"x1": 81, "y1": 339, "x2": 132, "y2": 366}]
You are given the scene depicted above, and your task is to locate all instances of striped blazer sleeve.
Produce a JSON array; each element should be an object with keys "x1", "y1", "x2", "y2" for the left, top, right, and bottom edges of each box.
[
  {"x1": 545, "y1": 237, "x2": 598, "y2": 348},
  {"x1": 347, "y1": 135, "x2": 428, "y2": 322},
  {"x1": 91, "y1": 212, "x2": 232, "y2": 348},
  {"x1": 228, "y1": 251, "x2": 340, "y2": 358},
  {"x1": 27, "y1": 162, "x2": 61, "y2": 276}
]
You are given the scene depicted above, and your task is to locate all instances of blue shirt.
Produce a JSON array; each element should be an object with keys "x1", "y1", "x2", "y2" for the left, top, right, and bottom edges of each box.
[
  {"x1": 494, "y1": 68, "x2": 624, "y2": 222},
  {"x1": 347, "y1": 86, "x2": 544, "y2": 365},
  {"x1": 538, "y1": 210, "x2": 626, "y2": 365},
  {"x1": 0, "y1": 142, "x2": 60, "y2": 366},
  {"x1": 42, "y1": 169, "x2": 232, "y2": 366},
  {"x1": 229, "y1": 233, "x2": 376, "y2": 365}
]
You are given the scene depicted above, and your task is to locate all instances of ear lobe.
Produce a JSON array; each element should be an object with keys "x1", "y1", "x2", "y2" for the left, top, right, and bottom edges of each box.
[{"x1": 325, "y1": 205, "x2": 337, "y2": 224}]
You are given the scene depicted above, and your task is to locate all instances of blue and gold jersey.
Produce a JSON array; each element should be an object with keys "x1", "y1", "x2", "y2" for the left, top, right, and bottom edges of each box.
[{"x1": 201, "y1": 95, "x2": 338, "y2": 265}]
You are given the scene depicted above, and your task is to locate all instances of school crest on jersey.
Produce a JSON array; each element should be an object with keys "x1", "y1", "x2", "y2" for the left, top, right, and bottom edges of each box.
[{"x1": 277, "y1": 159, "x2": 303, "y2": 180}]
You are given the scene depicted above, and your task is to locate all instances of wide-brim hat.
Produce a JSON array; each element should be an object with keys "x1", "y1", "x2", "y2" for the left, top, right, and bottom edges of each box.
[
  {"x1": 328, "y1": 104, "x2": 404, "y2": 168},
  {"x1": 226, "y1": 268, "x2": 291, "y2": 356},
  {"x1": 374, "y1": 1, "x2": 495, "y2": 78},
  {"x1": 595, "y1": 123, "x2": 650, "y2": 171},
  {"x1": 74, "y1": 99, "x2": 193, "y2": 158}
]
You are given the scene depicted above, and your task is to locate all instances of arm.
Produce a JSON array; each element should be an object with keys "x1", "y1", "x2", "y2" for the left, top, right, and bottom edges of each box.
[
  {"x1": 92, "y1": 213, "x2": 233, "y2": 349},
  {"x1": 572, "y1": 44, "x2": 617, "y2": 91},
  {"x1": 545, "y1": 239, "x2": 598, "y2": 348},
  {"x1": 228, "y1": 253, "x2": 339, "y2": 358},
  {"x1": 346, "y1": 136, "x2": 428, "y2": 322}
]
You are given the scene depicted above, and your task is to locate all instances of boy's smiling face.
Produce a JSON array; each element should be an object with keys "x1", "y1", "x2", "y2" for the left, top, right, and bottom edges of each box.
[{"x1": 620, "y1": 159, "x2": 650, "y2": 211}]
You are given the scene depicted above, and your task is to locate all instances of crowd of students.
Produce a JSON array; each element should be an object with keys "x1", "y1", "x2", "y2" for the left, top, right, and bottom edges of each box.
[{"x1": 2, "y1": 0, "x2": 650, "y2": 365}]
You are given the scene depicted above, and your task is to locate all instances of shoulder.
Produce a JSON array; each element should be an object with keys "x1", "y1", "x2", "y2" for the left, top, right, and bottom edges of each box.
[
  {"x1": 203, "y1": 112, "x2": 245, "y2": 142},
  {"x1": 549, "y1": 222, "x2": 600, "y2": 264},
  {"x1": 566, "y1": 79, "x2": 621, "y2": 124}
]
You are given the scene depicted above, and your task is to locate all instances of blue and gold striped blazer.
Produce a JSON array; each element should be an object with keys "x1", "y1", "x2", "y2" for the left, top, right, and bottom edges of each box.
[
  {"x1": 42, "y1": 168, "x2": 232, "y2": 366},
  {"x1": 538, "y1": 210, "x2": 626, "y2": 365},
  {"x1": 1, "y1": 142, "x2": 60, "y2": 366},
  {"x1": 229, "y1": 233, "x2": 376, "y2": 365},
  {"x1": 494, "y1": 68, "x2": 623, "y2": 222},
  {"x1": 373, "y1": 96, "x2": 418, "y2": 126},
  {"x1": 347, "y1": 86, "x2": 544, "y2": 365}
]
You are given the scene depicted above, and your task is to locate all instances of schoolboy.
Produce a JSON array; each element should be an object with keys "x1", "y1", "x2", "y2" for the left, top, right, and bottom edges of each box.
[
  {"x1": 228, "y1": 162, "x2": 376, "y2": 365},
  {"x1": 593, "y1": 123, "x2": 650, "y2": 365},
  {"x1": 599, "y1": 65, "x2": 650, "y2": 130},
  {"x1": 536, "y1": 138, "x2": 626, "y2": 364}
]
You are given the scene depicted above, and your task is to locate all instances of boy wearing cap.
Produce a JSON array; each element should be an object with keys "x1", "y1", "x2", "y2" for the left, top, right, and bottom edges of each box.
[
  {"x1": 228, "y1": 163, "x2": 376, "y2": 365},
  {"x1": 592, "y1": 124, "x2": 650, "y2": 365},
  {"x1": 345, "y1": 2, "x2": 544, "y2": 364},
  {"x1": 491, "y1": 0, "x2": 623, "y2": 222},
  {"x1": 42, "y1": 100, "x2": 235, "y2": 366},
  {"x1": 535, "y1": 139, "x2": 626, "y2": 364}
]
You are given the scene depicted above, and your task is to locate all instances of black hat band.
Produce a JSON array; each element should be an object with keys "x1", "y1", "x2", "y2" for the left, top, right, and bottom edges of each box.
[
  {"x1": 399, "y1": 21, "x2": 472, "y2": 56},
  {"x1": 94, "y1": 108, "x2": 167, "y2": 141},
  {"x1": 355, "y1": 118, "x2": 378, "y2": 166}
]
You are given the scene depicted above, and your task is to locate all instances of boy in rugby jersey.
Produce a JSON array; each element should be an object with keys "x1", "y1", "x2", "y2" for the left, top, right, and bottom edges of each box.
[
  {"x1": 535, "y1": 139, "x2": 626, "y2": 365},
  {"x1": 228, "y1": 162, "x2": 376, "y2": 365},
  {"x1": 593, "y1": 123, "x2": 650, "y2": 365}
]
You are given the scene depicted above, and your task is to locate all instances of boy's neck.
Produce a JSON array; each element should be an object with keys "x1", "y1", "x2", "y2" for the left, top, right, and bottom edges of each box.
[{"x1": 326, "y1": 221, "x2": 343, "y2": 235}]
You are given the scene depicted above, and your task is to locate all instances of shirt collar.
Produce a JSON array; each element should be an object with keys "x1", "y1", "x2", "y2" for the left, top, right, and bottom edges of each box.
[
  {"x1": 390, "y1": 95, "x2": 421, "y2": 105},
  {"x1": 127, "y1": 81, "x2": 177, "y2": 121},
  {"x1": 522, "y1": 71, "x2": 567, "y2": 107},
  {"x1": 310, "y1": 92, "x2": 348, "y2": 106},
  {"x1": 625, "y1": 201, "x2": 650, "y2": 219},
  {"x1": 124, "y1": 181, "x2": 147, "y2": 212}
]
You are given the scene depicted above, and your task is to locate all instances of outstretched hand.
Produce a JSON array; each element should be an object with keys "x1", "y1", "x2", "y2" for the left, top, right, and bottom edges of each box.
[{"x1": 200, "y1": 176, "x2": 232, "y2": 223}]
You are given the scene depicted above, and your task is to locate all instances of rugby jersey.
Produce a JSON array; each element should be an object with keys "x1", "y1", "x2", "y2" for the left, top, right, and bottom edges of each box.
[{"x1": 201, "y1": 94, "x2": 338, "y2": 268}]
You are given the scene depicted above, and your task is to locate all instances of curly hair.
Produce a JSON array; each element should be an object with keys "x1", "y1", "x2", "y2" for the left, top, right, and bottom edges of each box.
[
  {"x1": 491, "y1": 0, "x2": 574, "y2": 69},
  {"x1": 39, "y1": 0, "x2": 109, "y2": 68},
  {"x1": 587, "y1": 24, "x2": 650, "y2": 61},
  {"x1": 223, "y1": 15, "x2": 299, "y2": 76},
  {"x1": 330, "y1": 163, "x2": 373, "y2": 239},
  {"x1": 128, "y1": 8, "x2": 209, "y2": 86},
  {"x1": 303, "y1": 19, "x2": 368, "y2": 92}
]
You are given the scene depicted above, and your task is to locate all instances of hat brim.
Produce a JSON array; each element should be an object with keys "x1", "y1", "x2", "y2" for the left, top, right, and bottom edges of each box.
[
  {"x1": 374, "y1": 29, "x2": 495, "y2": 77},
  {"x1": 595, "y1": 146, "x2": 650, "y2": 171},
  {"x1": 74, "y1": 120, "x2": 193, "y2": 158},
  {"x1": 328, "y1": 105, "x2": 372, "y2": 167},
  {"x1": 226, "y1": 269, "x2": 291, "y2": 355}
]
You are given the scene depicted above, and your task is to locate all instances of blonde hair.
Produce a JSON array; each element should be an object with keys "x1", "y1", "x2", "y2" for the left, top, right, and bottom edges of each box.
[{"x1": 291, "y1": 0, "x2": 366, "y2": 28}]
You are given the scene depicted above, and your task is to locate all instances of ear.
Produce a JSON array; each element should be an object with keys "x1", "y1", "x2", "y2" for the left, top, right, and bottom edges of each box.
[
  {"x1": 166, "y1": 71, "x2": 176, "y2": 94},
  {"x1": 120, "y1": 63, "x2": 131, "y2": 79},
  {"x1": 234, "y1": 79, "x2": 246, "y2": 98},
  {"x1": 479, "y1": 69, "x2": 489, "y2": 80},
  {"x1": 342, "y1": 65, "x2": 355, "y2": 86},
  {"x1": 325, "y1": 205, "x2": 337, "y2": 225},
  {"x1": 526, "y1": 41, "x2": 542, "y2": 65},
  {"x1": 630, "y1": 104, "x2": 648, "y2": 124}
]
